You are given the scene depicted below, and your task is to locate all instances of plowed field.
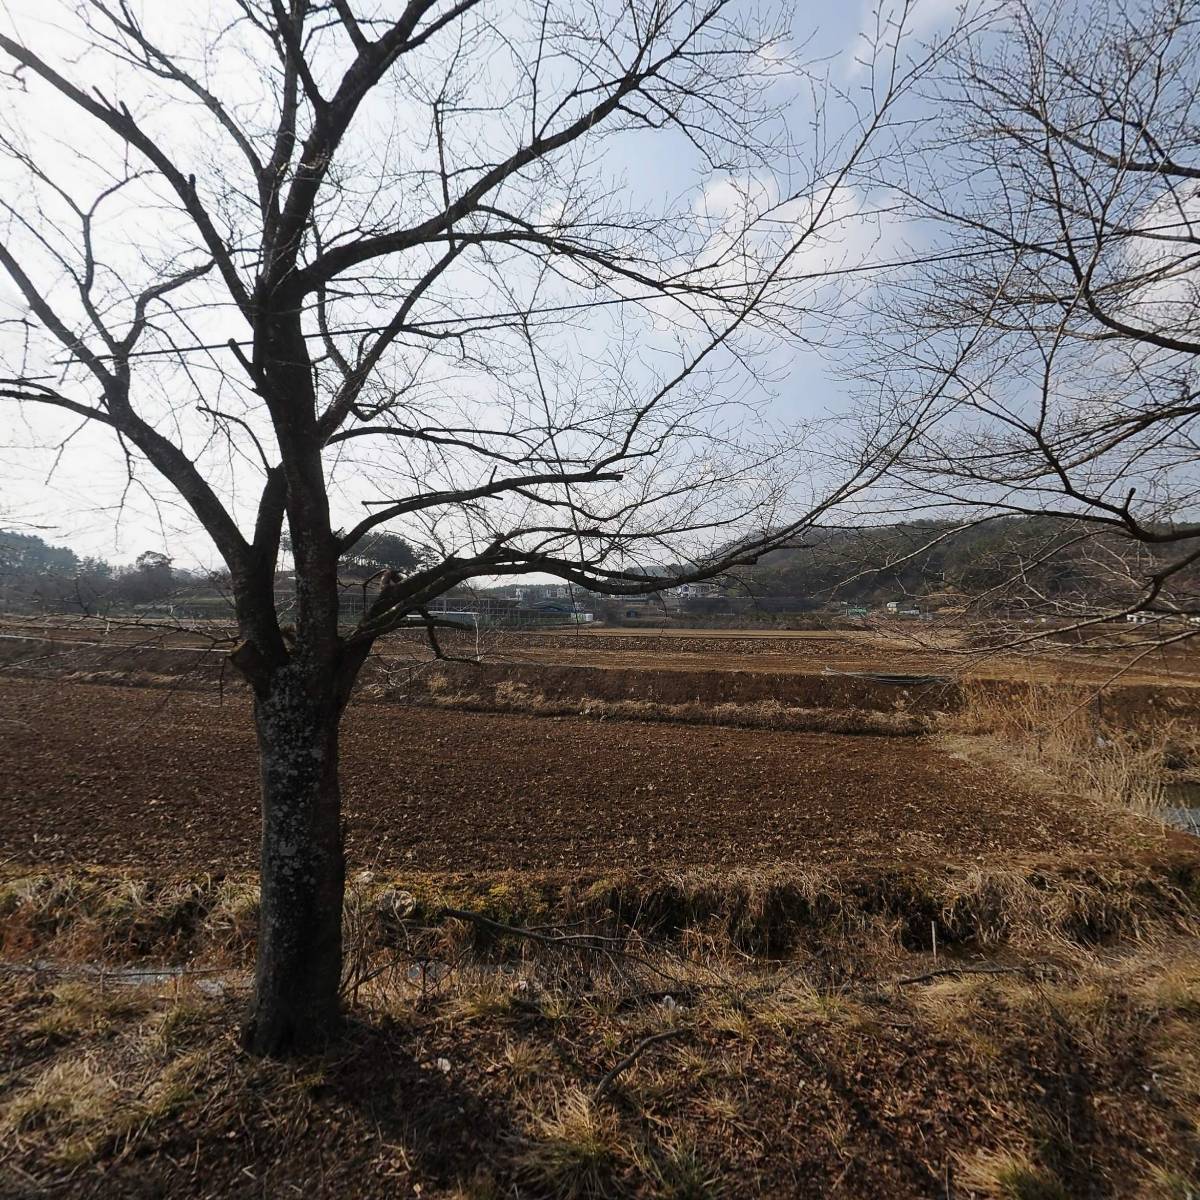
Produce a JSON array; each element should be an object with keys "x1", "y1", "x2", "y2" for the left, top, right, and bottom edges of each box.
[{"x1": 0, "y1": 675, "x2": 1181, "y2": 873}]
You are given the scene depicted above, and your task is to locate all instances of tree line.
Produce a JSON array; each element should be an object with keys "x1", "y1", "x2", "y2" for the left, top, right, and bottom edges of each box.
[
  {"x1": 0, "y1": 532, "x2": 178, "y2": 613},
  {"x1": 0, "y1": 529, "x2": 427, "y2": 615}
]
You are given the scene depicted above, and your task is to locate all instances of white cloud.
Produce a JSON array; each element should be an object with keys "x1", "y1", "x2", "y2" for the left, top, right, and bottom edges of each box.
[
  {"x1": 1118, "y1": 182, "x2": 1200, "y2": 335},
  {"x1": 843, "y1": 0, "x2": 969, "y2": 78}
]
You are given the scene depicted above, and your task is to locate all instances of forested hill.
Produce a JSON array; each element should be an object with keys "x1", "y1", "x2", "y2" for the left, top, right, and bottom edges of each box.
[{"x1": 727, "y1": 517, "x2": 1197, "y2": 610}]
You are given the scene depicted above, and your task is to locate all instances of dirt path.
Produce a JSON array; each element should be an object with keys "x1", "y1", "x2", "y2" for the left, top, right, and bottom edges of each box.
[{"x1": 1, "y1": 676, "x2": 1185, "y2": 874}]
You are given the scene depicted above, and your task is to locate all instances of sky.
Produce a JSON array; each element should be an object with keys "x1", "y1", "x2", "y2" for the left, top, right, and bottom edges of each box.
[{"x1": 0, "y1": 0, "x2": 965, "y2": 570}]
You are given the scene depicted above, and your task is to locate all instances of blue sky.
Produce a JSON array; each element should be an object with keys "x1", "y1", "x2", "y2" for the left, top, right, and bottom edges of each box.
[{"x1": 0, "y1": 0, "x2": 962, "y2": 569}]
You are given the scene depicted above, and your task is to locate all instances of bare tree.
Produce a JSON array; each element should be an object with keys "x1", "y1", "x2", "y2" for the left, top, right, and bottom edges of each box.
[
  {"x1": 854, "y1": 0, "x2": 1200, "y2": 628},
  {"x1": 0, "y1": 0, "x2": 945, "y2": 1053}
]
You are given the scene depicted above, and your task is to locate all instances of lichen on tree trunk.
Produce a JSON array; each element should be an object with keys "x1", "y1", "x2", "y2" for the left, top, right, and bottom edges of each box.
[{"x1": 242, "y1": 659, "x2": 346, "y2": 1057}]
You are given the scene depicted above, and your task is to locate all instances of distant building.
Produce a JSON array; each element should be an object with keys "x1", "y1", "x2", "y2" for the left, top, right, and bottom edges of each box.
[
  {"x1": 530, "y1": 600, "x2": 593, "y2": 623},
  {"x1": 671, "y1": 581, "x2": 721, "y2": 599},
  {"x1": 612, "y1": 594, "x2": 655, "y2": 619}
]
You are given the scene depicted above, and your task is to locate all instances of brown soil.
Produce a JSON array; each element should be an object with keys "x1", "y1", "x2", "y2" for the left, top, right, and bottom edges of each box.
[
  {"x1": 0, "y1": 675, "x2": 1185, "y2": 875},
  {"x1": 5, "y1": 633, "x2": 1200, "y2": 735},
  {"x1": 451, "y1": 627, "x2": 1200, "y2": 685},
  {"x1": 6, "y1": 615, "x2": 1200, "y2": 683}
]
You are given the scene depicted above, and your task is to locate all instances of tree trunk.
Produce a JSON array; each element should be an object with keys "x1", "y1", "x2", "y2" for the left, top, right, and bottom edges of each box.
[{"x1": 242, "y1": 660, "x2": 346, "y2": 1056}]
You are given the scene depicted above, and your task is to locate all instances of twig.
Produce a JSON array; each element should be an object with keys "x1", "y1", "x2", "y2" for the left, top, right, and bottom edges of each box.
[
  {"x1": 436, "y1": 907, "x2": 715, "y2": 989},
  {"x1": 894, "y1": 964, "x2": 1037, "y2": 986},
  {"x1": 594, "y1": 1027, "x2": 688, "y2": 1097}
]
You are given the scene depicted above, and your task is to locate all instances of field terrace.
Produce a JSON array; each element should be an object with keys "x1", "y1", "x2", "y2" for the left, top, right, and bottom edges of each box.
[{"x1": 2, "y1": 620, "x2": 1200, "y2": 1198}]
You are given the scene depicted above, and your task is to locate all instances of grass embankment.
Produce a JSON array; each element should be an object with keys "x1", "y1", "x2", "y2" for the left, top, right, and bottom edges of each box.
[
  {"x1": 944, "y1": 681, "x2": 1200, "y2": 820},
  {"x1": 383, "y1": 676, "x2": 930, "y2": 735},
  {"x1": 3, "y1": 861, "x2": 1200, "y2": 1198}
]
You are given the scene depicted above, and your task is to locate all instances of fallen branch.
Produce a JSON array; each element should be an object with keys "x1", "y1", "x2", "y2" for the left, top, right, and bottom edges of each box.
[
  {"x1": 439, "y1": 907, "x2": 628, "y2": 948},
  {"x1": 594, "y1": 1027, "x2": 688, "y2": 1097},
  {"x1": 0, "y1": 959, "x2": 240, "y2": 984}
]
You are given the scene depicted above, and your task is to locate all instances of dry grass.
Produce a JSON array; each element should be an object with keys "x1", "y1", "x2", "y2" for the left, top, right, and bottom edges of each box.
[
  {"x1": 498, "y1": 1037, "x2": 554, "y2": 1080},
  {"x1": 1, "y1": 983, "x2": 215, "y2": 1173},
  {"x1": 1143, "y1": 1166, "x2": 1200, "y2": 1200},
  {"x1": 637, "y1": 1136, "x2": 725, "y2": 1200},
  {"x1": 956, "y1": 1149, "x2": 1070, "y2": 1200},
  {"x1": 947, "y1": 683, "x2": 1200, "y2": 820},
  {"x1": 0, "y1": 870, "x2": 263, "y2": 966},
  {"x1": 2, "y1": 1058, "x2": 126, "y2": 1169},
  {"x1": 370, "y1": 675, "x2": 930, "y2": 736},
  {"x1": 24, "y1": 980, "x2": 155, "y2": 1047},
  {"x1": 2, "y1": 934, "x2": 1200, "y2": 1197},
  {"x1": 4, "y1": 856, "x2": 1198, "y2": 986},
  {"x1": 514, "y1": 1087, "x2": 627, "y2": 1198}
]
